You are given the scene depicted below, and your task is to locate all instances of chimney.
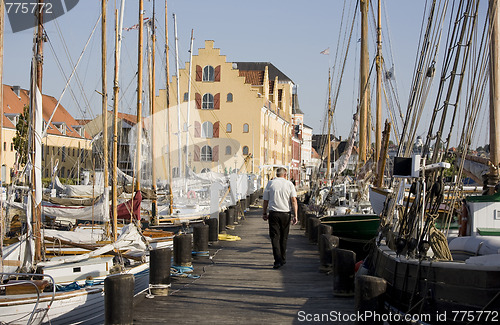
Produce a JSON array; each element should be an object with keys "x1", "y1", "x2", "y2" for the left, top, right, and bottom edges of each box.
[{"x1": 12, "y1": 86, "x2": 21, "y2": 98}]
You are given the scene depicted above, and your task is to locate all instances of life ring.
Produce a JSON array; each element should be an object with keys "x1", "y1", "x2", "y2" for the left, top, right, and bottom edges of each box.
[
  {"x1": 187, "y1": 190, "x2": 196, "y2": 199},
  {"x1": 459, "y1": 200, "x2": 468, "y2": 236}
]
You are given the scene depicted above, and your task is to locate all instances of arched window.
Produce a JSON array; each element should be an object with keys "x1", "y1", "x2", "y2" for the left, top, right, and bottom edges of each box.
[
  {"x1": 202, "y1": 93, "x2": 214, "y2": 109},
  {"x1": 201, "y1": 145, "x2": 212, "y2": 162},
  {"x1": 227, "y1": 93, "x2": 233, "y2": 102},
  {"x1": 242, "y1": 146, "x2": 249, "y2": 155},
  {"x1": 201, "y1": 168, "x2": 210, "y2": 173},
  {"x1": 243, "y1": 123, "x2": 249, "y2": 133},
  {"x1": 226, "y1": 123, "x2": 232, "y2": 133},
  {"x1": 225, "y1": 146, "x2": 232, "y2": 155},
  {"x1": 201, "y1": 121, "x2": 213, "y2": 138},
  {"x1": 183, "y1": 92, "x2": 189, "y2": 102},
  {"x1": 203, "y1": 65, "x2": 215, "y2": 81}
]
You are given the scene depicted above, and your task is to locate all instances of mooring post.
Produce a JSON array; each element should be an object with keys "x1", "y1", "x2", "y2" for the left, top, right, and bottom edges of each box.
[{"x1": 105, "y1": 273, "x2": 134, "y2": 324}]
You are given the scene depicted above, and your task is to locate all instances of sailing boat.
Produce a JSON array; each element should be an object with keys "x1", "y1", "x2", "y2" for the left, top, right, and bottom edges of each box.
[{"x1": 367, "y1": 0, "x2": 500, "y2": 320}]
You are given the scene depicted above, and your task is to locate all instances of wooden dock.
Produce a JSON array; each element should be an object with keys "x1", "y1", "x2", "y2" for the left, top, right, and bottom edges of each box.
[{"x1": 133, "y1": 204, "x2": 355, "y2": 324}]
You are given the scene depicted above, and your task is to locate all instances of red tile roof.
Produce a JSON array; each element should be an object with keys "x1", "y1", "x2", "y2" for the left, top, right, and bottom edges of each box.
[{"x1": 2, "y1": 85, "x2": 90, "y2": 139}]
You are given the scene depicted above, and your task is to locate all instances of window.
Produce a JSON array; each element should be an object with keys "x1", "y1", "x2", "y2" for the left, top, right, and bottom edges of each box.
[
  {"x1": 201, "y1": 121, "x2": 213, "y2": 139},
  {"x1": 201, "y1": 145, "x2": 212, "y2": 162},
  {"x1": 226, "y1": 123, "x2": 232, "y2": 133},
  {"x1": 10, "y1": 143, "x2": 13, "y2": 151},
  {"x1": 62, "y1": 146, "x2": 66, "y2": 162},
  {"x1": 3, "y1": 142, "x2": 5, "y2": 151},
  {"x1": 243, "y1": 123, "x2": 249, "y2": 133},
  {"x1": 203, "y1": 65, "x2": 215, "y2": 81},
  {"x1": 172, "y1": 167, "x2": 180, "y2": 178},
  {"x1": 183, "y1": 92, "x2": 189, "y2": 102},
  {"x1": 243, "y1": 146, "x2": 249, "y2": 155},
  {"x1": 202, "y1": 93, "x2": 214, "y2": 109},
  {"x1": 201, "y1": 168, "x2": 210, "y2": 173},
  {"x1": 225, "y1": 146, "x2": 232, "y2": 155},
  {"x1": 227, "y1": 93, "x2": 233, "y2": 102}
]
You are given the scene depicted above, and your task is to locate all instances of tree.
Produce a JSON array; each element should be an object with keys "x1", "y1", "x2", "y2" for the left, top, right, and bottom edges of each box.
[{"x1": 13, "y1": 105, "x2": 30, "y2": 167}]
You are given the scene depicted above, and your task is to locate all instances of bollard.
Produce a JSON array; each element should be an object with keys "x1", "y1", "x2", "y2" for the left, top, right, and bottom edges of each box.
[
  {"x1": 193, "y1": 224, "x2": 209, "y2": 256},
  {"x1": 207, "y1": 218, "x2": 219, "y2": 242},
  {"x1": 228, "y1": 206, "x2": 236, "y2": 225},
  {"x1": 304, "y1": 212, "x2": 315, "y2": 235},
  {"x1": 332, "y1": 248, "x2": 356, "y2": 297},
  {"x1": 317, "y1": 224, "x2": 333, "y2": 247},
  {"x1": 173, "y1": 234, "x2": 192, "y2": 267},
  {"x1": 308, "y1": 217, "x2": 321, "y2": 244},
  {"x1": 298, "y1": 203, "x2": 305, "y2": 227},
  {"x1": 219, "y1": 211, "x2": 227, "y2": 233},
  {"x1": 355, "y1": 276, "x2": 387, "y2": 324},
  {"x1": 319, "y1": 234, "x2": 339, "y2": 272},
  {"x1": 149, "y1": 248, "x2": 172, "y2": 296},
  {"x1": 105, "y1": 273, "x2": 134, "y2": 325}
]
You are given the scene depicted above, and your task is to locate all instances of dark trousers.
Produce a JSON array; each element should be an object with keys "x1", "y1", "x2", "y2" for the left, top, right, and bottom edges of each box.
[{"x1": 268, "y1": 210, "x2": 291, "y2": 264}]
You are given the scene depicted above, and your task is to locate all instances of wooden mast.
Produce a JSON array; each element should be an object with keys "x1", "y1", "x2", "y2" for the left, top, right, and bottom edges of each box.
[
  {"x1": 488, "y1": 0, "x2": 500, "y2": 194},
  {"x1": 33, "y1": 0, "x2": 44, "y2": 263},
  {"x1": 375, "y1": 0, "x2": 382, "y2": 163},
  {"x1": 136, "y1": 0, "x2": 144, "y2": 192},
  {"x1": 326, "y1": 69, "x2": 332, "y2": 182},
  {"x1": 102, "y1": 0, "x2": 110, "y2": 236},
  {"x1": 150, "y1": 0, "x2": 158, "y2": 224},
  {"x1": 359, "y1": 0, "x2": 370, "y2": 164},
  {"x1": 112, "y1": 0, "x2": 125, "y2": 240},
  {"x1": 165, "y1": 0, "x2": 173, "y2": 215},
  {"x1": 173, "y1": 14, "x2": 182, "y2": 179}
]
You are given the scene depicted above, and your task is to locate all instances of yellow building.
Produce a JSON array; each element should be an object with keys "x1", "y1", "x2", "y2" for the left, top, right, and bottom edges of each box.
[
  {"x1": 1, "y1": 85, "x2": 92, "y2": 184},
  {"x1": 155, "y1": 40, "x2": 297, "y2": 182}
]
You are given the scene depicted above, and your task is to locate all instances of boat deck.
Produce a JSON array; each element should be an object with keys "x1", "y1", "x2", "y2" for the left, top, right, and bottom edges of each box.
[{"x1": 133, "y1": 204, "x2": 355, "y2": 324}]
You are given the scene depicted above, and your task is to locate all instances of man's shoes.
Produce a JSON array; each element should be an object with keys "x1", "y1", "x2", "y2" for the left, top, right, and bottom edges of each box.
[
  {"x1": 273, "y1": 262, "x2": 282, "y2": 269},
  {"x1": 281, "y1": 260, "x2": 286, "y2": 265}
]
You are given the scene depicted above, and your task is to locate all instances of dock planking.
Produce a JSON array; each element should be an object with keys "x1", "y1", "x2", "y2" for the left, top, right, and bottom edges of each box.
[{"x1": 134, "y1": 205, "x2": 355, "y2": 324}]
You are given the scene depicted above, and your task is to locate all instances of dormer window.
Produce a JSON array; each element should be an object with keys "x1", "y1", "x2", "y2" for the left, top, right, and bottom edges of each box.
[
  {"x1": 72, "y1": 125, "x2": 84, "y2": 137},
  {"x1": 5, "y1": 113, "x2": 20, "y2": 126},
  {"x1": 53, "y1": 122, "x2": 67, "y2": 135}
]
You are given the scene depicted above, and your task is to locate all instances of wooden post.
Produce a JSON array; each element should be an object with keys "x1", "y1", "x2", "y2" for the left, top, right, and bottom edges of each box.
[{"x1": 489, "y1": 0, "x2": 500, "y2": 194}]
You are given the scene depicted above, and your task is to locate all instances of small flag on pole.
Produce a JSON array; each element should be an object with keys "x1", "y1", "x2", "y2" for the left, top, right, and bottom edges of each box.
[{"x1": 320, "y1": 48, "x2": 330, "y2": 55}]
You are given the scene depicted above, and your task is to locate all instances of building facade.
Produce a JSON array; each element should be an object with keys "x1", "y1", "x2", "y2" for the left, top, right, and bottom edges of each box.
[
  {"x1": 155, "y1": 40, "x2": 299, "y2": 184},
  {"x1": 1, "y1": 85, "x2": 92, "y2": 184}
]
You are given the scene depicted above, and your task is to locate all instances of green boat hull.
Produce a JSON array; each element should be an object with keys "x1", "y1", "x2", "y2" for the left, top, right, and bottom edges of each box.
[{"x1": 319, "y1": 214, "x2": 380, "y2": 242}]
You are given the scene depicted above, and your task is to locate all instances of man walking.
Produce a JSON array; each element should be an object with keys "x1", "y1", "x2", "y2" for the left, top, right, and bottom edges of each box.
[{"x1": 262, "y1": 167, "x2": 298, "y2": 269}]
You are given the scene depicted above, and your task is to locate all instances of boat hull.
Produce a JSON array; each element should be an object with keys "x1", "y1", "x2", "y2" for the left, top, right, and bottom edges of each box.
[{"x1": 370, "y1": 244, "x2": 500, "y2": 323}]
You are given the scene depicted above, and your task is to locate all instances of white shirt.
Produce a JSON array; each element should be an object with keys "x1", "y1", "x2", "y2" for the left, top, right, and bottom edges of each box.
[{"x1": 263, "y1": 177, "x2": 297, "y2": 212}]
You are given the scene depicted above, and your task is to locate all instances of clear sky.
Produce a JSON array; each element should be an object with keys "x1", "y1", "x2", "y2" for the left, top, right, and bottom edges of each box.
[{"x1": 1, "y1": 0, "x2": 490, "y2": 148}]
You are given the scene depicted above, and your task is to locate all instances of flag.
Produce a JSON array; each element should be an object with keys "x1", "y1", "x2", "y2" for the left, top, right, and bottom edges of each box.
[
  {"x1": 123, "y1": 17, "x2": 151, "y2": 31},
  {"x1": 320, "y1": 48, "x2": 330, "y2": 55}
]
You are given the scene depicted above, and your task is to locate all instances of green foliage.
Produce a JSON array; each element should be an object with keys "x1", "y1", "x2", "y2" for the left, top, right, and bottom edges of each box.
[{"x1": 12, "y1": 105, "x2": 30, "y2": 167}]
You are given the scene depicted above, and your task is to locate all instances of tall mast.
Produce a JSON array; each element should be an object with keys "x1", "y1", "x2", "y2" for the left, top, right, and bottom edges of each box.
[
  {"x1": 488, "y1": 0, "x2": 500, "y2": 194},
  {"x1": 102, "y1": 0, "x2": 110, "y2": 235},
  {"x1": 326, "y1": 69, "x2": 332, "y2": 182},
  {"x1": 136, "y1": 0, "x2": 144, "y2": 191},
  {"x1": 33, "y1": 0, "x2": 44, "y2": 263},
  {"x1": 173, "y1": 14, "x2": 183, "y2": 179},
  {"x1": 359, "y1": 0, "x2": 370, "y2": 164},
  {"x1": 112, "y1": 0, "x2": 125, "y2": 240},
  {"x1": 150, "y1": 0, "x2": 158, "y2": 224},
  {"x1": 186, "y1": 29, "x2": 194, "y2": 175},
  {"x1": 375, "y1": 0, "x2": 382, "y2": 164},
  {"x1": 165, "y1": 1, "x2": 173, "y2": 215}
]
